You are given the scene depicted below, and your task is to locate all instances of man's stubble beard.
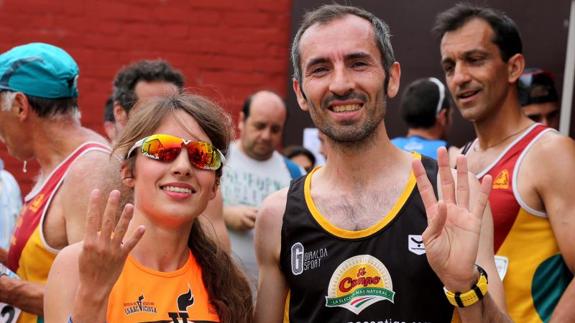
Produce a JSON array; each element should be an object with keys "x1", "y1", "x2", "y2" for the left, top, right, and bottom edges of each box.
[{"x1": 308, "y1": 91, "x2": 387, "y2": 151}]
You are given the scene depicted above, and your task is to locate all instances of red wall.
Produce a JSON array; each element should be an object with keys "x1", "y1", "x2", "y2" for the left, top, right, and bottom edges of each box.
[{"x1": 0, "y1": 0, "x2": 292, "y2": 195}]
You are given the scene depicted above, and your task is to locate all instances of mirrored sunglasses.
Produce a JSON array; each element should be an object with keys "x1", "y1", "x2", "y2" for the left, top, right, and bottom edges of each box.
[{"x1": 125, "y1": 134, "x2": 225, "y2": 170}]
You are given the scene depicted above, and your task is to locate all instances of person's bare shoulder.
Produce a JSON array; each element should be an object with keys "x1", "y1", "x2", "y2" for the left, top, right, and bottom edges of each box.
[
  {"x1": 259, "y1": 188, "x2": 289, "y2": 221},
  {"x1": 58, "y1": 148, "x2": 113, "y2": 243},
  {"x1": 62, "y1": 149, "x2": 113, "y2": 197},
  {"x1": 524, "y1": 131, "x2": 575, "y2": 186},
  {"x1": 529, "y1": 130, "x2": 575, "y2": 156}
]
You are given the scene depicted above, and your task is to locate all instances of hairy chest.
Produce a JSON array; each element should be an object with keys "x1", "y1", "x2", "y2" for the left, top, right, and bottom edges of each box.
[{"x1": 312, "y1": 187, "x2": 405, "y2": 231}]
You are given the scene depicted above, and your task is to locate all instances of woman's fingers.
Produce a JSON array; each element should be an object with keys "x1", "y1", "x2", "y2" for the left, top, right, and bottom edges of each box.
[
  {"x1": 122, "y1": 225, "x2": 145, "y2": 254},
  {"x1": 111, "y1": 203, "x2": 134, "y2": 246},
  {"x1": 84, "y1": 189, "x2": 102, "y2": 245},
  {"x1": 100, "y1": 190, "x2": 121, "y2": 244}
]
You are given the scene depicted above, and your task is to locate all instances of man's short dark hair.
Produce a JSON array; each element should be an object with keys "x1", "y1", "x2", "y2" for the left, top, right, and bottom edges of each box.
[
  {"x1": 291, "y1": 4, "x2": 395, "y2": 89},
  {"x1": 400, "y1": 78, "x2": 450, "y2": 129},
  {"x1": 519, "y1": 68, "x2": 559, "y2": 106},
  {"x1": 242, "y1": 93, "x2": 254, "y2": 119},
  {"x1": 103, "y1": 96, "x2": 114, "y2": 122},
  {"x1": 433, "y1": 3, "x2": 522, "y2": 62},
  {"x1": 112, "y1": 59, "x2": 184, "y2": 113},
  {"x1": 283, "y1": 145, "x2": 316, "y2": 168}
]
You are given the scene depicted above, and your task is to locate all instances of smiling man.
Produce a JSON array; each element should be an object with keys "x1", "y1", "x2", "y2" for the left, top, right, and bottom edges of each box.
[
  {"x1": 436, "y1": 4, "x2": 575, "y2": 322},
  {"x1": 254, "y1": 4, "x2": 509, "y2": 323}
]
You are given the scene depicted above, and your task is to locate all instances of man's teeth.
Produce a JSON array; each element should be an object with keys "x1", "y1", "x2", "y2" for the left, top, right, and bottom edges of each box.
[
  {"x1": 332, "y1": 104, "x2": 361, "y2": 112},
  {"x1": 163, "y1": 186, "x2": 192, "y2": 194},
  {"x1": 460, "y1": 91, "x2": 477, "y2": 98}
]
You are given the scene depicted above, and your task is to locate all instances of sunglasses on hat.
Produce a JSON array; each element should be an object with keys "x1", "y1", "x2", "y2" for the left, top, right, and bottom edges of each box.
[{"x1": 126, "y1": 134, "x2": 225, "y2": 171}]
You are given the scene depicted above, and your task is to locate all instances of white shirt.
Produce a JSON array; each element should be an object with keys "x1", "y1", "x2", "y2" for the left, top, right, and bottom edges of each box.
[{"x1": 221, "y1": 142, "x2": 294, "y2": 287}]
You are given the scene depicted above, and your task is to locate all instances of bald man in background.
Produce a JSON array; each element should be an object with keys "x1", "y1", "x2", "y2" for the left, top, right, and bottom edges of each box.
[{"x1": 221, "y1": 90, "x2": 303, "y2": 291}]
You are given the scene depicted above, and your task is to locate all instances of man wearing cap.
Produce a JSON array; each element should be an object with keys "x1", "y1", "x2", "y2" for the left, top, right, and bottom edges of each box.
[
  {"x1": 519, "y1": 68, "x2": 560, "y2": 130},
  {"x1": 0, "y1": 43, "x2": 111, "y2": 323},
  {"x1": 392, "y1": 77, "x2": 451, "y2": 159}
]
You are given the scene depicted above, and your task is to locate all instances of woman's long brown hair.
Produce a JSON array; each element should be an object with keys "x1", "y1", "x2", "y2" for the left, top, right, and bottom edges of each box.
[{"x1": 114, "y1": 93, "x2": 253, "y2": 322}]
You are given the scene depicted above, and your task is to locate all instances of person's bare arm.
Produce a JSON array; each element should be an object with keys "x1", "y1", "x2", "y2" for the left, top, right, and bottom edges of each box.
[
  {"x1": 0, "y1": 276, "x2": 44, "y2": 315},
  {"x1": 254, "y1": 188, "x2": 289, "y2": 323},
  {"x1": 44, "y1": 243, "x2": 81, "y2": 323},
  {"x1": 415, "y1": 148, "x2": 511, "y2": 322},
  {"x1": 61, "y1": 151, "x2": 113, "y2": 244},
  {"x1": 551, "y1": 280, "x2": 575, "y2": 322},
  {"x1": 527, "y1": 134, "x2": 575, "y2": 322},
  {"x1": 198, "y1": 190, "x2": 230, "y2": 252}
]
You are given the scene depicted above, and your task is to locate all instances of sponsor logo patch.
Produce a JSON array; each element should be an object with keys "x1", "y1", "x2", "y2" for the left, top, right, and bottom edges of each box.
[{"x1": 325, "y1": 255, "x2": 395, "y2": 314}]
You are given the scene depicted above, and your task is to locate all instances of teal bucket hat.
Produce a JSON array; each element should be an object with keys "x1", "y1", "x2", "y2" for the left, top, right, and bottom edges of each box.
[{"x1": 0, "y1": 42, "x2": 79, "y2": 99}]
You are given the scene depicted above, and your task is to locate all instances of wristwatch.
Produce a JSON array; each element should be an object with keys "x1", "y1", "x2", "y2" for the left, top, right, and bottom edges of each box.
[{"x1": 443, "y1": 264, "x2": 489, "y2": 307}]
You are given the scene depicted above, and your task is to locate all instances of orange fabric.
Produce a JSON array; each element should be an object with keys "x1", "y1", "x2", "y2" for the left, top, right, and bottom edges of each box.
[{"x1": 107, "y1": 251, "x2": 220, "y2": 323}]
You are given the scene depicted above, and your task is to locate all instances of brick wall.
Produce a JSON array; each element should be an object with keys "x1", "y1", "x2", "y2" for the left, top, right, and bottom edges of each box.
[{"x1": 0, "y1": 0, "x2": 292, "y2": 195}]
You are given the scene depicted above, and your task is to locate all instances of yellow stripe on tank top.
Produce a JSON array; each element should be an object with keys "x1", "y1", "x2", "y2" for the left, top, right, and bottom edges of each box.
[{"x1": 304, "y1": 153, "x2": 420, "y2": 239}]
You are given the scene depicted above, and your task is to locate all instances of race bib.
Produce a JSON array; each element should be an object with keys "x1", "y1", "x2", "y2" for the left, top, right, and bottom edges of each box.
[{"x1": 0, "y1": 304, "x2": 21, "y2": 323}]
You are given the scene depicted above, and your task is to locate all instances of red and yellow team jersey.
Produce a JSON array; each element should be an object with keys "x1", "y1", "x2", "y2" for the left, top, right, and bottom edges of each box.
[
  {"x1": 107, "y1": 251, "x2": 220, "y2": 323},
  {"x1": 470, "y1": 124, "x2": 572, "y2": 323},
  {"x1": 6, "y1": 142, "x2": 110, "y2": 323}
]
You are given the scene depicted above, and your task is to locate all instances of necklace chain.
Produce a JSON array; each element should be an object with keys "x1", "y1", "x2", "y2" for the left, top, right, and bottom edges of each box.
[{"x1": 473, "y1": 123, "x2": 533, "y2": 152}]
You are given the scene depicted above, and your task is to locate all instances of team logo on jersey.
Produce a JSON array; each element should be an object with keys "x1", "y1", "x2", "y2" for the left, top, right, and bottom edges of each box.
[
  {"x1": 493, "y1": 169, "x2": 510, "y2": 189},
  {"x1": 325, "y1": 255, "x2": 395, "y2": 314},
  {"x1": 408, "y1": 234, "x2": 426, "y2": 255},
  {"x1": 123, "y1": 294, "x2": 158, "y2": 315}
]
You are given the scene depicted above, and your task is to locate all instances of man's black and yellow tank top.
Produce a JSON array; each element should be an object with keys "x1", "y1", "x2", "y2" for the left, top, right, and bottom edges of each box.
[{"x1": 279, "y1": 156, "x2": 453, "y2": 323}]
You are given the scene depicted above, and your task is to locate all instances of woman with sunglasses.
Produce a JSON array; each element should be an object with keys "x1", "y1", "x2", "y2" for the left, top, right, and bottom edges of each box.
[{"x1": 44, "y1": 94, "x2": 253, "y2": 323}]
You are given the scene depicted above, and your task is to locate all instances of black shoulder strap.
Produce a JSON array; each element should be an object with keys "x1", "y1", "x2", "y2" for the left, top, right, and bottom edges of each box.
[{"x1": 460, "y1": 141, "x2": 474, "y2": 155}]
